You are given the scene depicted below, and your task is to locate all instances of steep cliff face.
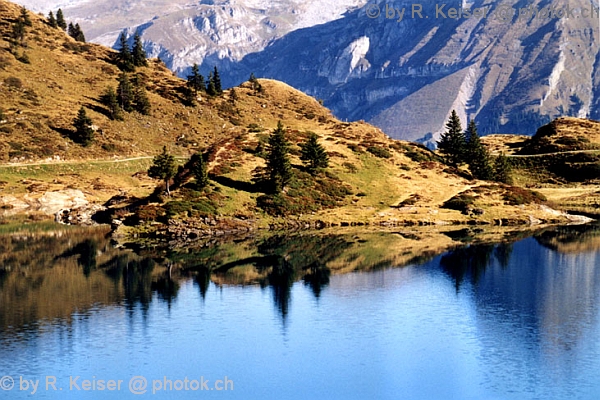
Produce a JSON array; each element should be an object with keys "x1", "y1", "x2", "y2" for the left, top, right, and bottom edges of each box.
[{"x1": 228, "y1": 0, "x2": 600, "y2": 141}]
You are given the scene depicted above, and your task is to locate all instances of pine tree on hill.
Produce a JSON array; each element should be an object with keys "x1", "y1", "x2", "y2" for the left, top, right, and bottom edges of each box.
[
  {"x1": 438, "y1": 110, "x2": 466, "y2": 167},
  {"x1": 47, "y1": 11, "x2": 58, "y2": 28},
  {"x1": 11, "y1": 19, "x2": 26, "y2": 47},
  {"x1": 56, "y1": 9, "x2": 67, "y2": 30},
  {"x1": 206, "y1": 72, "x2": 217, "y2": 96},
  {"x1": 74, "y1": 23, "x2": 85, "y2": 42},
  {"x1": 117, "y1": 32, "x2": 134, "y2": 72},
  {"x1": 117, "y1": 72, "x2": 134, "y2": 112},
  {"x1": 132, "y1": 32, "x2": 147, "y2": 67},
  {"x1": 186, "y1": 64, "x2": 204, "y2": 95},
  {"x1": 72, "y1": 107, "x2": 94, "y2": 146},
  {"x1": 213, "y1": 66, "x2": 222, "y2": 94},
  {"x1": 493, "y1": 153, "x2": 513, "y2": 184},
  {"x1": 148, "y1": 146, "x2": 176, "y2": 195},
  {"x1": 20, "y1": 6, "x2": 32, "y2": 27},
  {"x1": 465, "y1": 120, "x2": 494, "y2": 180},
  {"x1": 266, "y1": 121, "x2": 293, "y2": 192},
  {"x1": 100, "y1": 86, "x2": 123, "y2": 120},
  {"x1": 191, "y1": 152, "x2": 209, "y2": 189},
  {"x1": 300, "y1": 132, "x2": 329, "y2": 175},
  {"x1": 134, "y1": 85, "x2": 151, "y2": 115}
]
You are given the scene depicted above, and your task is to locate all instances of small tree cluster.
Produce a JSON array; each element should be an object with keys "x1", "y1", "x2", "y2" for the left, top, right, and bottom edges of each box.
[
  {"x1": 101, "y1": 72, "x2": 151, "y2": 118},
  {"x1": 249, "y1": 73, "x2": 262, "y2": 93},
  {"x1": 68, "y1": 22, "x2": 85, "y2": 42},
  {"x1": 72, "y1": 107, "x2": 94, "y2": 146},
  {"x1": 438, "y1": 111, "x2": 512, "y2": 183},
  {"x1": 300, "y1": 132, "x2": 329, "y2": 175},
  {"x1": 116, "y1": 32, "x2": 147, "y2": 72},
  {"x1": 148, "y1": 146, "x2": 176, "y2": 195}
]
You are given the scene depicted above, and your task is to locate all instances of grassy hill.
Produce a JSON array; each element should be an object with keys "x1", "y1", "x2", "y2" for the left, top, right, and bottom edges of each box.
[{"x1": 0, "y1": 1, "x2": 592, "y2": 235}]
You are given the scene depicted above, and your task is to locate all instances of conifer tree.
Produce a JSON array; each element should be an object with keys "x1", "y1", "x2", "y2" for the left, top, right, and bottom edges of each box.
[
  {"x1": 186, "y1": 64, "x2": 204, "y2": 95},
  {"x1": 20, "y1": 6, "x2": 32, "y2": 27},
  {"x1": 213, "y1": 66, "x2": 222, "y2": 94},
  {"x1": 206, "y1": 72, "x2": 216, "y2": 96},
  {"x1": 191, "y1": 152, "x2": 209, "y2": 189},
  {"x1": 48, "y1": 11, "x2": 58, "y2": 28},
  {"x1": 56, "y1": 9, "x2": 67, "y2": 30},
  {"x1": 134, "y1": 85, "x2": 151, "y2": 115},
  {"x1": 300, "y1": 132, "x2": 329, "y2": 175},
  {"x1": 437, "y1": 110, "x2": 466, "y2": 167},
  {"x1": 132, "y1": 32, "x2": 147, "y2": 67},
  {"x1": 465, "y1": 120, "x2": 494, "y2": 180},
  {"x1": 229, "y1": 87, "x2": 238, "y2": 103},
  {"x1": 117, "y1": 72, "x2": 134, "y2": 112},
  {"x1": 148, "y1": 146, "x2": 176, "y2": 195},
  {"x1": 72, "y1": 107, "x2": 94, "y2": 146},
  {"x1": 100, "y1": 86, "x2": 123, "y2": 120},
  {"x1": 68, "y1": 22, "x2": 75, "y2": 37},
  {"x1": 74, "y1": 23, "x2": 85, "y2": 42},
  {"x1": 493, "y1": 153, "x2": 513, "y2": 184},
  {"x1": 117, "y1": 32, "x2": 134, "y2": 72},
  {"x1": 11, "y1": 19, "x2": 26, "y2": 47},
  {"x1": 249, "y1": 72, "x2": 262, "y2": 92},
  {"x1": 266, "y1": 121, "x2": 292, "y2": 192}
]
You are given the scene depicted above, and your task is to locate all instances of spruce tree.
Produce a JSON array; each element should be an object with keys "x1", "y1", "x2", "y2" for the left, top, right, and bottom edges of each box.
[
  {"x1": 465, "y1": 120, "x2": 493, "y2": 180},
  {"x1": 117, "y1": 32, "x2": 134, "y2": 72},
  {"x1": 74, "y1": 23, "x2": 85, "y2": 42},
  {"x1": 134, "y1": 85, "x2": 151, "y2": 115},
  {"x1": 186, "y1": 64, "x2": 204, "y2": 95},
  {"x1": 132, "y1": 32, "x2": 147, "y2": 67},
  {"x1": 266, "y1": 121, "x2": 292, "y2": 192},
  {"x1": 11, "y1": 19, "x2": 26, "y2": 47},
  {"x1": 20, "y1": 6, "x2": 32, "y2": 27},
  {"x1": 438, "y1": 110, "x2": 466, "y2": 167},
  {"x1": 148, "y1": 146, "x2": 176, "y2": 195},
  {"x1": 206, "y1": 72, "x2": 216, "y2": 96},
  {"x1": 213, "y1": 66, "x2": 222, "y2": 94},
  {"x1": 68, "y1": 22, "x2": 75, "y2": 37},
  {"x1": 191, "y1": 152, "x2": 209, "y2": 189},
  {"x1": 48, "y1": 11, "x2": 58, "y2": 28},
  {"x1": 100, "y1": 86, "x2": 123, "y2": 120},
  {"x1": 117, "y1": 72, "x2": 134, "y2": 112},
  {"x1": 493, "y1": 154, "x2": 513, "y2": 184},
  {"x1": 300, "y1": 132, "x2": 329, "y2": 175},
  {"x1": 72, "y1": 107, "x2": 94, "y2": 146},
  {"x1": 56, "y1": 9, "x2": 67, "y2": 30},
  {"x1": 229, "y1": 87, "x2": 238, "y2": 103}
]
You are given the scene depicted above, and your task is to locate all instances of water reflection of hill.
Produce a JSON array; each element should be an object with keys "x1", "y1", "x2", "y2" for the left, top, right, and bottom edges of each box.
[
  {"x1": 438, "y1": 227, "x2": 600, "y2": 395},
  {"x1": 1, "y1": 223, "x2": 592, "y2": 331}
]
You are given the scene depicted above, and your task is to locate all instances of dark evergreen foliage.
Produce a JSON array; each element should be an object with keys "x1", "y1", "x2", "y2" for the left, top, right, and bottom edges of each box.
[
  {"x1": 100, "y1": 86, "x2": 123, "y2": 120},
  {"x1": 213, "y1": 66, "x2": 222, "y2": 94},
  {"x1": 117, "y1": 32, "x2": 134, "y2": 72},
  {"x1": 148, "y1": 146, "x2": 176, "y2": 195},
  {"x1": 437, "y1": 110, "x2": 466, "y2": 167},
  {"x1": 266, "y1": 121, "x2": 293, "y2": 192},
  {"x1": 300, "y1": 132, "x2": 329, "y2": 175},
  {"x1": 465, "y1": 120, "x2": 494, "y2": 180},
  {"x1": 56, "y1": 9, "x2": 67, "y2": 30},
  {"x1": 493, "y1": 154, "x2": 513, "y2": 184},
  {"x1": 206, "y1": 72, "x2": 217, "y2": 96},
  {"x1": 72, "y1": 107, "x2": 94, "y2": 146},
  {"x1": 191, "y1": 152, "x2": 209, "y2": 189},
  {"x1": 117, "y1": 72, "x2": 134, "y2": 112},
  {"x1": 47, "y1": 11, "x2": 58, "y2": 28},
  {"x1": 19, "y1": 6, "x2": 32, "y2": 27},
  {"x1": 132, "y1": 32, "x2": 147, "y2": 67},
  {"x1": 186, "y1": 64, "x2": 204, "y2": 96}
]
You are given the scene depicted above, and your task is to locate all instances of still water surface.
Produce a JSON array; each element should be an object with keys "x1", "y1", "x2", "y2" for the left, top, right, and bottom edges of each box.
[{"x1": 1, "y1": 224, "x2": 600, "y2": 399}]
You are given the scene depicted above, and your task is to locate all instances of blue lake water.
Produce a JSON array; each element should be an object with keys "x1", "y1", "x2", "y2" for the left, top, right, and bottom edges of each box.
[{"x1": 1, "y1": 225, "x2": 600, "y2": 399}]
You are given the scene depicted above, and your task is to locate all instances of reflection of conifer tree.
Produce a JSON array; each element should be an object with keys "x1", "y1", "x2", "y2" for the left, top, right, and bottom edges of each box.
[
  {"x1": 77, "y1": 239, "x2": 97, "y2": 277},
  {"x1": 123, "y1": 258, "x2": 155, "y2": 310},
  {"x1": 303, "y1": 262, "x2": 330, "y2": 298},
  {"x1": 440, "y1": 244, "x2": 495, "y2": 291},
  {"x1": 152, "y1": 274, "x2": 180, "y2": 307},
  {"x1": 494, "y1": 244, "x2": 513, "y2": 269},
  {"x1": 268, "y1": 258, "x2": 296, "y2": 322},
  {"x1": 194, "y1": 267, "x2": 212, "y2": 299}
]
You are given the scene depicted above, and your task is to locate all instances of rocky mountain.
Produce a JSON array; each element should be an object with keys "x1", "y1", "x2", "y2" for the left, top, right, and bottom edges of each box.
[
  {"x1": 20, "y1": 0, "x2": 600, "y2": 144},
  {"x1": 14, "y1": 0, "x2": 367, "y2": 73}
]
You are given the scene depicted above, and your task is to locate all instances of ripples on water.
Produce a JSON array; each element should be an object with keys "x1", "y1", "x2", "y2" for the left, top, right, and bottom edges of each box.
[{"x1": 1, "y1": 225, "x2": 600, "y2": 399}]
